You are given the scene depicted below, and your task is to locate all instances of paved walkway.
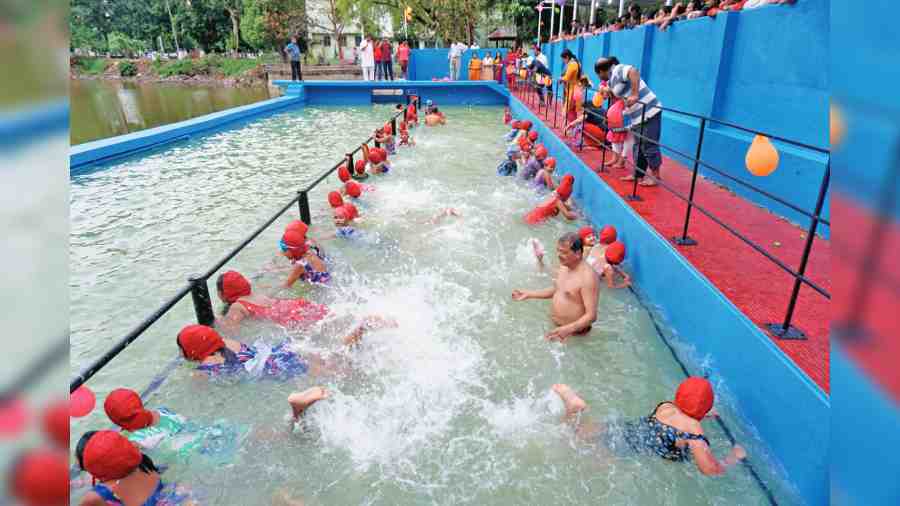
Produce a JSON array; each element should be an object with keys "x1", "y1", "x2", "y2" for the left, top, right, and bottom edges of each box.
[{"x1": 512, "y1": 87, "x2": 830, "y2": 392}]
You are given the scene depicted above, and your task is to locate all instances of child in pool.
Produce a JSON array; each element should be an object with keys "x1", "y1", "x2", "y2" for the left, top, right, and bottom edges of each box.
[
  {"x1": 582, "y1": 225, "x2": 615, "y2": 274},
  {"x1": 103, "y1": 388, "x2": 249, "y2": 465},
  {"x1": 425, "y1": 208, "x2": 462, "y2": 225},
  {"x1": 362, "y1": 143, "x2": 391, "y2": 174},
  {"x1": 497, "y1": 144, "x2": 521, "y2": 176},
  {"x1": 375, "y1": 124, "x2": 396, "y2": 155},
  {"x1": 398, "y1": 120, "x2": 415, "y2": 147},
  {"x1": 601, "y1": 241, "x2": 631, "y2": 289},
  {"x1": 281, "y1": 229, "x2": 330, "y2": 288},
  {"x1": 533, "y1": 156, "x2": 557, "y2": 190},
  {"x1": 323, "y1": 204, "x2": 362, "y2": 240},
  {"x1": 217, "y1": 270, "x2": 329, "y2": 331},
  {"x1": 504, "y1": 120, "x2": 522, "y2": 142},
  {"x1": 524, "y1": 174, "x2": 578, "y2": 224},
  {"x1": 521, "y1": 144, "x2": 548, "y2": 180},
  {"x1": 351, "y1": 158, "x2": 369, "y2": 181}
]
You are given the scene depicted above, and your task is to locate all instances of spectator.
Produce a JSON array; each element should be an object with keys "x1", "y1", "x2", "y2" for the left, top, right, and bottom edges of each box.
[
  {"x1": 743, "y1": 0, "x2": 795, "y2": 8},
  {"x1": 468, "y1": 50, "x2": 482, "y2": 80},
  {"x1": 373, "y1": 38, "x2": 385, "y2": 80},
  {"x1": 659, "y1": 2, "x2": 688, "y2": 31},
  {"x1": 595, "y1": 56, "x2": 664, "y2": 186},
  {"x1": 359, "y1": 36, "x2": 375, "y2": 81},
  {"x1": 494, "y1": 52, "x2": 503, "y2": 82},
  {"x1": 481, "y1": 52, "x2": 494, "y2": 81},
  {"x1": 685, "y1": 1, "x2": 707, "y2": 19},
  {"x1": 527, "y1": 45, "x2": 551, "y2": 103},
  {"x1": 397, "y1": 40, "x2": 410, "y2": 80},
  {"x1": 559, "y1": 49, "x2": 585, "y2": 125},
  {"x1": 284, "y1": 36, "x2": 303, "y2": 81},
  {"x1": 380, "y1": 38, "x2": 395, "y2": 81},
  {"x1": 448, "y1": 41, "x2": 467, "y2": 80}
]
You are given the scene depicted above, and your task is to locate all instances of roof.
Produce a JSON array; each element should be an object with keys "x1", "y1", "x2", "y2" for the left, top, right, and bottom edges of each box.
[{"x1": 487, "y1": 28, "x2": 517, "y2": 40}]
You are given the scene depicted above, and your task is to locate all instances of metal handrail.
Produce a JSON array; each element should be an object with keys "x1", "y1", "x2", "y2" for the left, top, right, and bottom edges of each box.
[{"x1": 70, "y1": 105, "x2": 410, "y2": 393}]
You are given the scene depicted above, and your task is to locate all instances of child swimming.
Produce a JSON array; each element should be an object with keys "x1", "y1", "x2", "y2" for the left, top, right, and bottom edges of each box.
[
  {"x1": 497, "y1": 144, "x2": 521, "y2": 176},
  {"x1": 524, "y1": 174, "x2": 578, "y2": 224},
  {"x1": 217, "y1": 270, "x2": 329, "y2": 330},
  {"x1": 532, "y1": 156, "x2": 557, "y2": 190},
  {"x1": 521, "y1": 144, "x2": 548, "y2": 180},
  {"x1": 281, "y1": 229, "x2": 331, "y2": 288},
  {"x1": 352, "y1": 158, "x2": 369, "y2": 181}
]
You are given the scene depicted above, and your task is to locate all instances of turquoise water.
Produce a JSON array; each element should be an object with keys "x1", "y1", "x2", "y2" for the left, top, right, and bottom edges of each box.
[{"x1": 70, "y1": 105, "x2": 799, "y2": 505}]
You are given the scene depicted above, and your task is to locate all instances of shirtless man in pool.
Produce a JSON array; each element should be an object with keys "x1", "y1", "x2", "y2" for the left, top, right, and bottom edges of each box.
[{"x1": 512, "y1": 232, "x2": 599, "y2": 340}]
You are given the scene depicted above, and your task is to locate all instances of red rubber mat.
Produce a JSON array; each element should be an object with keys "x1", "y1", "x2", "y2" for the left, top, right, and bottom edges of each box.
[{"x1": 513, "y1": 89, "x2": 830, "y2": 392}]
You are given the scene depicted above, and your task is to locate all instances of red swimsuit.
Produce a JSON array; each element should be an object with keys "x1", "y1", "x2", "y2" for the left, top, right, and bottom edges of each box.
[{"x1": 237, "y1": 299, "x2": 329, "y2": 327}]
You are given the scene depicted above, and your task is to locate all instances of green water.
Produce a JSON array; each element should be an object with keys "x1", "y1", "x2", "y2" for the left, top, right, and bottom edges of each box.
[
  {"x1": 69, "y1": 79, "x2": 274, "y2": 145},
  {"x1": 69, "y1": 105, "x2": 799, "y2": 505}
]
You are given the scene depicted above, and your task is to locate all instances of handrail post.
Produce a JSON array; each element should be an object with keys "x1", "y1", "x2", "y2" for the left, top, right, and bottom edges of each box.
[
  {"x1": 625, "y1": 103, "x2": 646, "y2": 202},
  {"x1": 766, "y1": 160, "x2": 830, "y2": 340},
  {"x1": 553, "y1": 81, "x2": 559, "y2": 128},
  {"x1": 578, "y1": 106, "x2": 587, "y2": 151},
  {"x1": 673, "y1": 117, "x2": 707, "y2": 246},
  {"x1": 391, "y1": 117, "x2": 398, "y2": 135},
  {"x1": 298, "y1": 189, "x2": 311, "y2": 225},
  {"x1": 346, "y1": 152, "x2": 354, "y2": 175},
  {"x1": 188, "y1": 275, "x2": 215, "y2": 326},
  {"x1": 598, "y1": 114, "x2": 608, "y2": 173}
]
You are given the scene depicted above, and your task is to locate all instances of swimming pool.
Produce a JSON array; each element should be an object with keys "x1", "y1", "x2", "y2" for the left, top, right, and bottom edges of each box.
[{"x1": 70, "y1": 104, "x2": 801, "y2": 504}]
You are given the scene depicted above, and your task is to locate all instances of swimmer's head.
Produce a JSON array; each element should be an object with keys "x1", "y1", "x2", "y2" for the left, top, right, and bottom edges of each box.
[
  {"x1": 383, "y1": 123, "x2": 393, "y2": 135},
  {"x1": 216, "y1": 270, "x2": 251, "y2": 303},
  {"x1": 556, "y1": 175, "x2": 574, "y2": 200},
  {"x1": 528, "y1": 130, "x2": 539, "y2": 142},
  {"x1": 355, "y1": 159, "x2": 367, "y2": 175},
  {"x1": 368, "y1": 149, "x2": 385, "y2": 165},
  {"x1": 345, "y1": 181, "x2": 362, "y2": 198},
  {"x1": 599, "y1": 225, "x2": 617, "y2": 244},
  {"x1": 177, "y1": 324, "x2": 226, "y2": 362},
  {"x1": 511, "y1": 120, "x2": 521, "y2": 129},
  {"x1": 328, "y1": 191, "x2": 344, "y2": 208},
  {"x1": 285, "y1": 219, "x2": 308, "y2": 237},
  {"x1": 338, "y1": 164, "x2": 351, "y2": 183},
  {"x1": 344, "y1": 202, "x2": 359, "y2": 220},
  {"x1": 578, "y1": 226, "x2": 595, "y2": 246},
  {"x1": 281, "y1": 230, "x2": 309, "y2": 260},
  {"x1": 333, "y1": 205, "x2": 352, "y2": 226},
  {"x1": 521, "y1": 120, "x2": 533, "y2": 131},
  {"x1": 104, "y1": 389, "x2": 154, "y2": 432},
  {"x1": 78, "y1": 430, "x2": 156, "y2": 483},
  {"x1": 675, "y1": 377, "x2": 714, "y2": 420},
  {"x1": 535, "y1": 145, "x2": 548, "y2": 160},
  {"x1": 605, "y1": 241, "x2": 625, "y2": 265},
  {"x1": 544, "y1": 157, "x2": 557, "y2": 171},
  {"x1": 556, "y1": 232, "x2": 584, "y2": 267},
  {"x1": 506, "y1": 145, "x2": 521, "y2": 159}
]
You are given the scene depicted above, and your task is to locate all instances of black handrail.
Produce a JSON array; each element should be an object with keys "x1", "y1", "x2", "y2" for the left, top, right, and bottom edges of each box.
[{"x1": 70, "y1": 106, "x2": 409, "y2": 393}]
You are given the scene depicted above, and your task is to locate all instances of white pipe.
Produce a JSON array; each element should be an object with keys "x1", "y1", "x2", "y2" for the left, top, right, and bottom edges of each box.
[
  {"x1": 618, "y1": 0, "x2": 624, "y2": 17},
  {"x1": 573, "y1": 0, "x2": 579, "y2": 31},
  {"x1": 538, "y1": 6, "x2": 543, "y2": 43},
  {"x1": 550, "y1": 2, "x2": 555, "y2": 40},
  {"x1": 666, "y1": 0, "x2": 673, "y2": 5},
  {"x1": 589, "y1": 0, "x2": 596, "y2": 26},
  {"x1": 559, "y1": 0, "x2": 565, "y2": 38}
]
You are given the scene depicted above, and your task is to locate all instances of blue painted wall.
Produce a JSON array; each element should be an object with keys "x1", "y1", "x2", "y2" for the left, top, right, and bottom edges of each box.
[
  {"x1": 409, "y1": 48, "x2": 509, "y2": 82},
  {"x1": 420, "y1": 4, "x2": 830, "y2": 232},
  {"x1": 510, "y1": 95, "x2": 827, "y2": 506}
]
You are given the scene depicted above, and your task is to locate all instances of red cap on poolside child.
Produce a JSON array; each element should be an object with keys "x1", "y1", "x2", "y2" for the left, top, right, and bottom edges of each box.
[
  {"x1": 675, "y1": 377, "x2": 714, "y2": 420},
  {"x1": 345, "y1": 181, "x2": 362, "y2": 198},
  {"x1": 535, "y1": 145, "x2": 548, "y2": 160},
  {"x1": 354, "y1": 159, "x2": 367, "y2": 174},
  {"x1": 578, "y1": 226, "x2": 594, "y2": 241},
  {"x1": 328, "y1": 191, "x2": 344, "y2": 208},
  {"x1": 545, "y1": 157, "x2": 556, "y2": 168},
  {"x1": 605, "y1": 241, "x2": 625, "y2": 265},
  {"x1": 104, "y1": 389, "x2": 154, "y2": 432},
  {"x1": 528, "y1": 130, "x2": 539, "y2": 142},
  {"x1": 599, "y1": 225, "x2": 617, "y2": 244},
  {"x1": 338, "y1": 165, "x2": 351, "y2": 182},
  {"x1": 219, "y1": 270, "x2": 251, "y2": 303},
  {"x1": 285, "y1": 220, "x2": 308, "y2": 237},
  {"x1": 177, "y1": 324, "x2": 226, "y2": 362},
  {"x1": 82, "y1": 430, "x2": 142, "y2": 482}
]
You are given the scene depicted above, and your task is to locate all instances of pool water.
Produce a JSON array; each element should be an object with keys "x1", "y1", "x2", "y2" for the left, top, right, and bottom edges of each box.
[{"x1": 70, "y1": 105, "x2": 799, "y2": 505}]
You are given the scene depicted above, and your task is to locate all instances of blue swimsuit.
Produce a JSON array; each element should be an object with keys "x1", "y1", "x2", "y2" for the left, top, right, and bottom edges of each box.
[
  {"x1": 91, "y1": 479, "x2": 190, "y2": 506},
  {"x1": 618, "y1": 402, "x2": 710, "y2": 461},
  {"x1": 196, "y1": 342, "x2": 308, "y2": 380},
  {"x1": 497, "y1": 157, "x2": 517, "y2": 176}
]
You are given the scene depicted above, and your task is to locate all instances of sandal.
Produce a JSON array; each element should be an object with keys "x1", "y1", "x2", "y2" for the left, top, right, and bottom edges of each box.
[{"x1": 638, "y1": 179, "x2": 658, "y2": 187}]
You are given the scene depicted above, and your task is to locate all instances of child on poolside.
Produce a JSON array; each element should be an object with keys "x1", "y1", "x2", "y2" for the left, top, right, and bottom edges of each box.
[
  {"x1": 497, "y1": 144, "x2": 521, "y2": 176},
  {"x1": 520, "y1": 144, "x2": 549, "y2": 180},
  {"x1": 533, "y1": 156, "x2": 557, "y2": 190},
  {"x1": 606, "y1": 98, "x2": 633, "y2": 170}
]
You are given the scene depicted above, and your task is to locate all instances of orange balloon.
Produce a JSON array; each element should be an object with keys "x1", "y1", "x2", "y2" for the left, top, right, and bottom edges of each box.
[
  {"x1": 592, "y1": 92, "x2": 603, "y2": 107},
  {"x1": 745, "y1": 134, "x2": 779, "y2": 176},
  {"x1": 830, "y1": 101, "x2": 845, "y2": 148},
  {"x1": 544, "y1": 76, "x2": 552, "y2": 86},
  {"x1": 519, "y1": 69, "x2": 527, "y2": 79}
]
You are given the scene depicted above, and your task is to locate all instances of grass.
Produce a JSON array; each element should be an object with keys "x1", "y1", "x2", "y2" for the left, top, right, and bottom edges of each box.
[
  {"x1": 151, "y1": 56, "x2": 261, "y2": 78},
  {"x1": 73, "y1": 57, "x2": 108, "y2": 75}
]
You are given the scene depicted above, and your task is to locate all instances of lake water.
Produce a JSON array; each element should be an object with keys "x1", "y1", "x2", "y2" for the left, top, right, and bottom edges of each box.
[
  {"x1": 69, "y1": 104, "x2": 799, "y2": 505},
  {"x1": 69, "y1": 79, "x2": 274, "y2": 145}
]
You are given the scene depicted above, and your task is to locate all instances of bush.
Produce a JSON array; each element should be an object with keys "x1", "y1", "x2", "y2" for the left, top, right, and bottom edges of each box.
[
  {"x1": 73, "y1": 57, "x2": 108, "y2": 75},
  {"x1": 157, "y1": 59, "x2": 195, "y2": 77},
  {"x1": 218, "y1": 58, "x2": 260, "y2": 76},
  {"x1": 118, "y1": 61, "x2": 138, "y2": 77}
]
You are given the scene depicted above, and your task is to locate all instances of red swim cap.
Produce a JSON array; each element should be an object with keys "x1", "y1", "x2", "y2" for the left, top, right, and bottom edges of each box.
[
  {"x1": 355, "y1": 159, "x2": 367, "y2": 175},
  {"x1": 535, "y1": 145, "x2": 548, "y2": 160},
  {"x1": 368, "y1": 149, "x2": 384, "y2": 165},
  {"x1": 599, "y1": 225, "x2": 617, "y2": 244},
  {"x1": 328, "y1": 191, "x2": 344, "y2": 208},
  {"x1": 344, "y1": 203, "x2": 359, "y2": 220},
  {"x1": 219, "y1": 270, "x2": 251, "y2": 303},
  {"x1": 383, "y1": 123, "x2": 393, "y2": 135},
  {"x1": 521, "y1": 120, "x2": 533, "y2": 130},
  {"x1": 511, "y1": 120, "x2": 521, "y2": 129},
  {"x1": 338, "y1": 165, "x2": 351, "y2": 182},
  {"x1": 177, "y1": 324, "x2": 225, "y2": 362},
  {"x1": 556, "y1": 184, "x2": 573, "y2": 201},
  {"x1": 82, "y1": 430, "x2": 142, "y2": 482},
  {"x1": 11, "y1": 449, "x2": 69, "y2": 506},
  {"x1": 334, "y1": 206, "x2": 351, "y2": 221},
  {"x1": 520, "y1": 141, "x2": 533, "y2": 154},
  {"x1": 578, "y1": 226, "x2": 594, "y2": 241},
  {"x1": 544, "y1": 157, "x2": 557, "y2": 168},
  {"x1": 345, "y1": 181, "x2": 362, "y2": 198},
  {"x1": 285, "y1": 219, "x2": 308, "y2": 237},
  {"x1": 561, "y1": 174, "x2": 574, "y2": 186},
  {"x1": 41, "y1": 400, "x2": 69, "y2": 449},
  {"x1": 104, "y1": 388, "x2": 153, "y2": 432},
  {"x1": 605, "y1": 241, "x2": 626, "y2": 265},
  {"x1": 528, "y1": 130, "x2": 539, "y2": 142},
  {"x1": 674, "y1": 377, "x2": 715, "y2": 421},
  {"x1": 282, "y1": 230, "x2": 309, "y2": 260}
]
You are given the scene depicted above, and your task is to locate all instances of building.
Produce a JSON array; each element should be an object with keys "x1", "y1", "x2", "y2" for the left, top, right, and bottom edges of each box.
[{"x1": 304, "y1": 0, "x2": 394, "y2": 64}]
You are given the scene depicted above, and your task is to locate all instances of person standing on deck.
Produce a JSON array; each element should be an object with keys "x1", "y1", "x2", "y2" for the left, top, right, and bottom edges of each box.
[
  {"x1": 448, "y1": 41, "x2": 467, "y2": 80},
  {"x1": 559, "y1": 49, "x2": 584, "y2": 125},
  {"x1": 285, "y1": 37, "x2": 303, "y2": 81},
  {"x1": 397, "y1": 40, "x2": 411, "y2": 79},
  {"x1": 359, "y1": 36, "x2": 375, "y2": 81},
  {"x1": 380, "y1": 38, "x2": 395, "y2": 81},
  {"x1": 512, "y1": 232, "x2": 599, "y2": 340},
  {"x1": 594, "y1": 56, "x2": 663, "y2": 186}
]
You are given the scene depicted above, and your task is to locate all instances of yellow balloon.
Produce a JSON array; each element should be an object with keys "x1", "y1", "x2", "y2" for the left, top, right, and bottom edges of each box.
[
  {"x1": 745, "y1": 134, "x2": 780, "y2": 176},
  {"x1": 519, "y1": 69, "x2": 527, "y2": 79},
  {"x1": 592, "y1": 92, "x2": 603, "y2": 108}
]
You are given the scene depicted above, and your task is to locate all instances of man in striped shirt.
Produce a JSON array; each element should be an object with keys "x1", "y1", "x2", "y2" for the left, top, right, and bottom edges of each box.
[{"x1": 595, "y1": 57, "x2": 663, "y2": 186}]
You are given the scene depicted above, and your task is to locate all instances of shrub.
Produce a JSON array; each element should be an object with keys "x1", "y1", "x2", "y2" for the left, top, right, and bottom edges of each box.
[
  {"x1": 73, "y1": 57, "x2": 108, "y2": 75},
  {"x1": 157, "y1": 59, "x2": 195, "y2": 77},
  {"x1": 118, "y1": 61, "x2": 138, "y2": 77}
]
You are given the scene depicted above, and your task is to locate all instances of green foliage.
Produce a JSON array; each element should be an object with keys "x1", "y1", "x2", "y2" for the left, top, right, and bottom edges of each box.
[
  {"x1": 218, "y1": 58, "x2": 260, "y2": 76},
  {"x1": 150, "y1": 55, "x2": 261, "y2": 77},
  {"x1": 156, "y1": 58, "x2": 196, "y2": 76},
  {"x1": 107, "y1": 32, "x2": 148, "y2": 57},
  {"x1": 118, "y1": 61, "x2": 138, "y2": 77},
  {"x1": 72, "y1": 57, "x2": 108, "y2": 75}
]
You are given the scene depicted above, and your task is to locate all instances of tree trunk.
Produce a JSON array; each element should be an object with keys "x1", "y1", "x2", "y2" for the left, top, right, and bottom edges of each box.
[
  {"x1": 227, "y1": 8, "x2": 240, "y2": 55},
  {"x1": 165, "y1": 0, "x2": 180, "y2": 54}
]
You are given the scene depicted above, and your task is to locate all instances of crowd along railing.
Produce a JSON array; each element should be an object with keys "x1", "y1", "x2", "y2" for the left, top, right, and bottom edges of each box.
[{"x1": 69, "y1": 102, "x2": 413, "y2": 393}]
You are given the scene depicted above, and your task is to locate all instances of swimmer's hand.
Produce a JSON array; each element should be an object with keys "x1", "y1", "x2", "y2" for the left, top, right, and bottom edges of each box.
[
  {"x1": 730, "y1": 445, "x2": 747, "y2": 461},
  {"x1": 545, "y1": 325, "x2": 575, "y2": 342},
  {"x1": 511, "y1": 289, "x2": 530, "y2": 301},
  {"x1": 705, "y1": 407, "x2": 719, "y2": 419}
]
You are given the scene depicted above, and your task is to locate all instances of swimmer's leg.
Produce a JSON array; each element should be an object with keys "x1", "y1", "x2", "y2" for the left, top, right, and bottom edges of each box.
[
  {"x1": 288, "y1": 386, "x2": 329, "y2": 420},
  {"x1": 552, "y1": 384, "x2": 604, "y2": 441},
  {"x1": 341, "y1": 315, "x2": 399, "y2": 346},
  {"x1": 273, "y1": 489, "x2": 306, "y2": 506}
]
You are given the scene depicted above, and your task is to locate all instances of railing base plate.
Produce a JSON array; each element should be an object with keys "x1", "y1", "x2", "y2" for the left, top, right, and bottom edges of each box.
[
  {"x1": 624, "y1": 194, "x2": 643, "y2": 202},
  {"x1": 765, "y1": 323, "x2": 807, "y2": 340},
  {"x1": 672, "y1": 236, "x2": 698, "y2": 246}
]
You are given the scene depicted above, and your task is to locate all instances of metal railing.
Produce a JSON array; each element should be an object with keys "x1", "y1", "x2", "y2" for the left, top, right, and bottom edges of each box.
[
  {"x1": 511, "y1": 76, "x2": 830, "y2": 340},
  {"x1": 69, "y1": 103, "x2": 412, "y2": 393}
]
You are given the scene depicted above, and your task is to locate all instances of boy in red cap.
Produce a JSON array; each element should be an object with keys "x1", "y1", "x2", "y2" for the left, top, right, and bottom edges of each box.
[
  {"x1": 601, "y1": 241, "x2": 631, "y2": 288},
  {"x1": 532, "y1": 156, "x2": 557, "y2": 190},
  {"x1": 549, "y1": 378, "x2": 747, "y2": 475},
  {"x1": 352, "y1": 158, "x2": 370, "y2": 181},
  {"x1": 281, "y1": 228, "x2": 330, "y2": 288},
  {"x1": 583, "y1": 224, "x2": 615, "y2": 275},
  {"x1": 520, "y1": 143, "x2": 549, "y2": 181}
]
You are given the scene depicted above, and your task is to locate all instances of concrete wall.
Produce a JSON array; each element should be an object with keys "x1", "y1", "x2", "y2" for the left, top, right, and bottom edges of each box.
[
  {"x1": 408, "y1": 48, "x2": 509, "y2": 82},
  {"x1": 510, "y1": 95, "x2": 827, "y2": 506}
]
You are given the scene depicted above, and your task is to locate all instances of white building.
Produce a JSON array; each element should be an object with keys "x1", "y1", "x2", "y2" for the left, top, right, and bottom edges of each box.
[{"x1": 305, "y1": 0, "x2": 394, "y2": 64}]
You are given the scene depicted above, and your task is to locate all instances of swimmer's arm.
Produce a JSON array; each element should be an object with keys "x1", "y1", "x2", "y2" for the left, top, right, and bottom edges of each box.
[
  {"x1": 361, "y1": 143, "x2": 370, "y2": 161},
  {"x1": 689, "y1": 439, "x2": 746, "y2": 476},
  {"x1": 304, "y1": 251, "x2": 327, "y2": 272},
  {"x1": 557, "y1": 200, "x2": 578, "y2": 220},
  {"x1": 79, "y1": 491, "x2": 106, "y2": 506},
  {"x1": 283, "y1": 265, "x2": 306, "y2": 288},
  {"x1": 216, "y1": 303, "x2": 248, "y2": 333},
  {"x1": 610, "y1": 266, "x2": 631, "y2": 289},
  {"x1": 513, "y1": 285, "x2": 555, "y2": 300}
]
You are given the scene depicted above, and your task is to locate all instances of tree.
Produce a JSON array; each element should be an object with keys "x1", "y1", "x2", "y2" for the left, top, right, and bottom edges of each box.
[
  {"x1": 305, "y1": 0, "x2": 354, "y2": 59},
  {"x1": 241, "y1": 0, "x2": 306, "y2": 50}
]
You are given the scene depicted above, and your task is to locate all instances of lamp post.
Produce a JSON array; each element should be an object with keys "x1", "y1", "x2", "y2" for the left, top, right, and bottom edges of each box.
[{"x1": 537, "y1": 3, "x2": 544, "y2": 43}]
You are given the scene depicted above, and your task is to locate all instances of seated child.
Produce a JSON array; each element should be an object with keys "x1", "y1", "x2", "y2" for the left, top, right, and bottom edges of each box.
[
  {"x1": 601, "y1": 241, "x2": 631, "y2": 288},
  {"x1": 497, "y1": 144, "x2": 521, "y2": 176},
  {"x1": 533, "y1": 156, "x2": 557, "y2": 190},
  {"x1": 520, "y1": 144, "x2": 548, "y2": 180}
]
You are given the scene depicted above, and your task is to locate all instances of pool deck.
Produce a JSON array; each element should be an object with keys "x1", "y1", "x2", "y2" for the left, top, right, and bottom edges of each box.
[{"x1": 512, "y1": 87, "x2": 831, "y2": 392}]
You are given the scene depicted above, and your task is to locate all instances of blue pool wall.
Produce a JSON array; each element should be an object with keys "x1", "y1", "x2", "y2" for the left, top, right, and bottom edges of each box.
[
  {"x1": 408, "y1": 48, "x2": 510, "y2": 82},
  {"x1": 69, "y1": 81, "x2": 828, "y2": 503},
  {"x1": 412, "y1": 3, "x2": 829, "y2": 234},
  {"x1": 510, "y1": 95, "x2": 827, "y2": 505}
]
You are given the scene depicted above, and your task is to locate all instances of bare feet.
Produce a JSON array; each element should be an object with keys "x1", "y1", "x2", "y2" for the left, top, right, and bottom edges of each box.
[
  {"x1": 342, "y1": 316, "x2": 399, "y2": 346},
  {"x1": 531, "y1": 238, "x2": 545, "y2": 261},
  {"x1": 552, "y1": 384, "x2": 587, "y2": 419},
  {"x1": 620, "y1": 174, "x2": 636, "y2": 182},
  {"x1": 288, "y1": 386, "x2": 329, "y2": 419},
  {"x1": 638, "y1": 179, "x2": 658, "y2": 187}
]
